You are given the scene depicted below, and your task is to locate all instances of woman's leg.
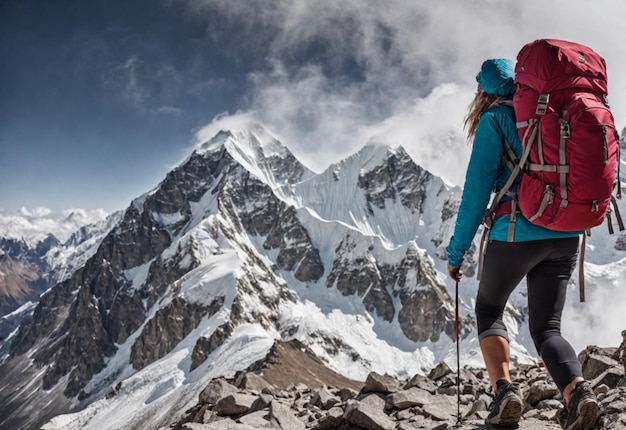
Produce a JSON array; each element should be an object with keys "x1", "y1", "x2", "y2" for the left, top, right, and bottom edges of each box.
[
  {"x1": 476, "y1": 240, "x2": 536, "y2": 390},
  {"x1": 526, "y1": 237, "x2": 581, "y2": 395},
  {"x1": 479, "y1": 335, "x2": 512, "y2": 389},
  {"x1": 475, "y1": 240, "x2": 546, "y2": 426},
  {"x1": 526, "y1": 237, "x2": 600, "y2": 428}
]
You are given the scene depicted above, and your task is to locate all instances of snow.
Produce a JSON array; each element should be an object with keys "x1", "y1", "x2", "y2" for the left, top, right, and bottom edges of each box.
[
  {"x1": 287, "y1": 302, "x2": 436, "y2": 381},
  {"x1": 180, "y1": 251, "x2": 240, "y2": 307},
  {"x1": 43, "y1": 324, "x2": 275, "y2": 430},
  {"x1": 123, "y1": 261, "x2": 153, "y2": 291},
  {"x1": 151, "y1": 210, "x2": 186, "y2": 227}
]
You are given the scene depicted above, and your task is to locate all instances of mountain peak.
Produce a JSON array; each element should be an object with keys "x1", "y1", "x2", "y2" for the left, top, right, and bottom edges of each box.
[
  {"x1": 332, "y1": 138, "x2": 409, "y2": 174},
  {"x1": 196, "y1": 122, "x2": 289, "y2": 160},
  {"x1": 191, "y1": 122, "x2": 312, "y2": 189}
]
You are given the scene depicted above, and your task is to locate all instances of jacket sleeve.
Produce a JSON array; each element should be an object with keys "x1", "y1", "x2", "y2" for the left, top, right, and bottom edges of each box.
[{"x1": 446, "y1": 111, "x2": 504, "y2": 267}]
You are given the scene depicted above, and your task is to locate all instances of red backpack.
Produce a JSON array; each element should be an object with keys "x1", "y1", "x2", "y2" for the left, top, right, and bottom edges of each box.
[
  {"x1": 481, "y1": 40, "x2": 624, "y2": 299},
  {"x1": 512, "y1": 38, "x2": 622, "y2": 232}
]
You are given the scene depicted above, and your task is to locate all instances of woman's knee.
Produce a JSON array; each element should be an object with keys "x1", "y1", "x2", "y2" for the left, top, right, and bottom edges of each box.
[
  {"x1": 530, "y1": 327, "x2": 561, "y2": 352},
  {"x1": 475, "y1": 301, "x2": 507, "y2": 338}
]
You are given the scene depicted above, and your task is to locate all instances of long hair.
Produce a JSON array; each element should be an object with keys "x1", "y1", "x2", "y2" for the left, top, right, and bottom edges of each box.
[{"x1": 463, "y1": 86, "x2": 500, "y2": 142}]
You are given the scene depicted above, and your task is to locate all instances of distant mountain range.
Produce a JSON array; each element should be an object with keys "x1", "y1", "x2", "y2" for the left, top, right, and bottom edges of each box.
[{"x1": 1, "y1": 123, "x2": 624, "y2": 430}]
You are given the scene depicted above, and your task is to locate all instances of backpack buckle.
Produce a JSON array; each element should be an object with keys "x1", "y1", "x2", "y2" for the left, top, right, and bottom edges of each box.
[
  {"x1": 536, "y1": 93, "x2": 549, "y2": 115},
  {"x1": 561, "y1": 121, "x2": 571, "y2": 138}
]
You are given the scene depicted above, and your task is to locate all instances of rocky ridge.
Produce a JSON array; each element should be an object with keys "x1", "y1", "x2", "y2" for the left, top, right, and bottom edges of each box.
[{"x1": 167, "y1": 331, "x2": 626, "y2": 430}]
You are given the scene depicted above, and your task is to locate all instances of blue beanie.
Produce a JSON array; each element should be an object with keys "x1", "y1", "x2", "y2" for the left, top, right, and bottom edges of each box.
[{"x1": 476, "y1": 58, "x2": 516, "y2": 96}]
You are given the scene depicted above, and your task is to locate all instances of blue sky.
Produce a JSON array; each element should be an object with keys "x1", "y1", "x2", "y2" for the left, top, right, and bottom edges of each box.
[
  {"x1": 0, "y1": 0, "x2": 252, "y2": 212},
  {"x1": 2, "y1": 0, "x2": 625, "y2": 215}
]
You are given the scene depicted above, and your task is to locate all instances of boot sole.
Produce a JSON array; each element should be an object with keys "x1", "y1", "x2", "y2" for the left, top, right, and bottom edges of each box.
[
  {"x1": 566, "y1": 399, "x2": 599, "y2": 430},
  {"x1": 487, "y1": 397, "x2": 523, "y2": 426}
]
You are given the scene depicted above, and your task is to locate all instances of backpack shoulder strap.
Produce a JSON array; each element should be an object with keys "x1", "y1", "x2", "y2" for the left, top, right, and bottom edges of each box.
[{"x1": 478, "y1": 138, "x2": 522, "y2": 280}]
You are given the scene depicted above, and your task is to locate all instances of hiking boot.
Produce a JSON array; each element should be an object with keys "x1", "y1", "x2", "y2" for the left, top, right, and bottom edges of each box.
[
  {"x1": 563, "y1": 381, "x2": 599, "y2": 430},
  {"x1": 485, "y1": 379, "x2": 523, "y2": 427}
]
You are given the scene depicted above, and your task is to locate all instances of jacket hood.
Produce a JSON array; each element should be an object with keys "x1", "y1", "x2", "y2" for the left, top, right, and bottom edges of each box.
[{"x1": 477, "y1": 58, "x2": 516, "y2": 96}]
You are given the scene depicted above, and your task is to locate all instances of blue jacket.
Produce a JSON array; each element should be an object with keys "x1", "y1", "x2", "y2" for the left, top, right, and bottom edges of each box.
[{"x1": 446, "y1": 104, "x2": 580, "y2": 267}]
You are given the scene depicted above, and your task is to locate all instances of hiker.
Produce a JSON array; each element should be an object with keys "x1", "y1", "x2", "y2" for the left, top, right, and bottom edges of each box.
[{"x1": 445, "y1": 58, "x2": 599, "y2": 429}]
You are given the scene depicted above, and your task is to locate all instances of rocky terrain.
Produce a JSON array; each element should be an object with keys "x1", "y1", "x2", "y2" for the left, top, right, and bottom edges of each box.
[{"x1": 166, "y1": 331, "x2": 626, "y2": 430}]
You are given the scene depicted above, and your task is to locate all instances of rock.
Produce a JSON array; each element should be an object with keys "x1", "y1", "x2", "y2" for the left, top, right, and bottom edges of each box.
[
  {"x1": 182, "y1": 419, "x2": 257, "y2": 429},
  {"x1": 130, "y1": 297, "x2": 212, "y2": 371},
  {"x1": 170, "y1": 331, "x2": 626, "y2": 430},
  {"x1": 199, "y1": 377, "x2": 239, "y2": 405},
  {"x1": 403, "y1": 374, "x2": 437, "y2": 393},
  {"x1": 311, "y1": 406, "x2": 344, "y2": 430},
  {"x1": 617, "y1": 330, "x2": 626, "y2": 369},
  {"x1": 337, "y1": 387, "x2": 358, "y2": 401},
  {"x1": 250, "y1": 394, "x2": 273, "y2": 413},
  {"x1": 428, "y1": 361, "x2": 453, "y2": 380},
  {"x1": 263, "y1": 207, "x2": 324, "y2": 283},
  {"x1": 344, "y1": 399, "x2": 396, "y2": 430},
  {"x1": 591, "y1": 366, "x2": 624, "y2": 389},
  {"x1": 525, "y1": 379, "x2": 559, "y2": 405},
  {"x1": 386, "y1": 387, "x2": 433, "y2": 410},
  {"x1": 358, "y1": 392, "x2": 387, "y2": 410},
  {"x1": 309, "y1": 387, "x2": 340, "y2": 410},
  {"x1": 237, "y1": 410, "x2": 272, "y2": 428},
  {"x1": 362, "y1": 372, "x2": 401, "y2": 394},
  {"x1": 213, "y1": 393, "x2": 258, "y2": 416},
  {"x1": 233, "y1": 371, "x2": 276, "y2": 394},
  {"x1": 580, "y1": 347, "x2": 621, "y2": 380},
  {"x1": 269, "y1": 401, "x2": 305, "y2": 430},
  {"x1": 463, "y1": 397, "x2": 489, "y2": 419},
  {"x1": 594, "y1": 383, "x2": 610, "y2": 396},
  {"x1": 421, "y1": 395, "x2": 457, "y2": 421}
]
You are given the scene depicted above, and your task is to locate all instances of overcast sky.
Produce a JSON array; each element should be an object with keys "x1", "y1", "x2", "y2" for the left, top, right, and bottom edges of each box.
[{"x1": 2, "y1": 0, "x2": 625, "y2": 216}]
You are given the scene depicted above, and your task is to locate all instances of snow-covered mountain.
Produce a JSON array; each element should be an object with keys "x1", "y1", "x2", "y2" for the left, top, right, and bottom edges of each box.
[
  {"x1": 0, "y1": 212, "x2": 123, "y2": 340},
  {"x1": 0, "y1": 123, "x2": 624, "y2": 430}
]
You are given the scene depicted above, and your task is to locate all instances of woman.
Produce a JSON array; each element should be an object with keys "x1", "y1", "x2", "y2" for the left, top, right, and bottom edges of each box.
[{"x1": 445, "y1": 58, "x2": 599, "y2": 429}]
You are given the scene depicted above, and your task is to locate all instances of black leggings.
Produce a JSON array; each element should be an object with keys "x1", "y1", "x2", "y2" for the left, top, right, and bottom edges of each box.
[{"x1": 476, "y1": 237, "x2": 581, "y2": 392}]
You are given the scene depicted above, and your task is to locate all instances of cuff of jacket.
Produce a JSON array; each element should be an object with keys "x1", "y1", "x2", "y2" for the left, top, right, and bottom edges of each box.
[{"x1": 445, "y1": 240, "x2": 465, "y2": 267}]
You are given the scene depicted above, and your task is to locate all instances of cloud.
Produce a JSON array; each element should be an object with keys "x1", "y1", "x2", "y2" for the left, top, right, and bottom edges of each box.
[
  {"x1": 156, "y1": 106, "x2": 184, "y2": 116},
  {"x1": 562, "y1": 260, "x2": 626, "y2": 351},
  {"x1": 194, "y1": 111, "x2": 259, "y2": 144},
  {"x1": 184, "y1": 0, "x2": 626, "y2": 352},
  {"x1": 19, "y1": 207, "x2": 52, "y2": 218},
  {"x1": 183, "y1": 0, "x2": 626, "y2": 183},
  {"x1": 106, "y1": 56, "x2": 146, "y2": 108},
  {"x1": 0, "y1": 207, "x2": 108, "y2": 245}
]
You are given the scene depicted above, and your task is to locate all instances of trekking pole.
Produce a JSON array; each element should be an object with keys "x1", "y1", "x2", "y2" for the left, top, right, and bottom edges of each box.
[{"x1": 455, "y1": 280, "x2": 462, "y2": 425}]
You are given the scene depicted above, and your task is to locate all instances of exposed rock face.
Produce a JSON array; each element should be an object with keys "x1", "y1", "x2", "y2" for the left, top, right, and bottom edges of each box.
[
  {"x1": 0, "y1": 236, "x2": 57, "y2": 319},
  {"x1": 130, "y1": 296, "x2": 221, "y2": 370},
  {"x1": 327, "y1": 236, "x2": 395, "y2": 322},
  {"x1": 172, "y1": 337, "x2": 626, "y2": 430},
  {"x1": 0, "y1": 254, "x2": 40, "y2": 315},
  {"x1": 328, "y1": 238, "x2": 455, "y2": 342},
  {"x1": 264, "y1": 207, "x2": 324, "y2": 282},
  {"x1": 359, "y1": 148, "x2": 434, "y2": 215},
  {"x1": 0, "y1": 212, "x2": 122, "y2": 351},
  {"x1": 42, "y1": 283, "x2": 118, "y2": 397},
  {"x1": 191, "y1": 322, "x2": 234, "y2": 372}
]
